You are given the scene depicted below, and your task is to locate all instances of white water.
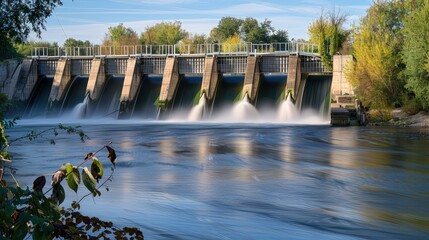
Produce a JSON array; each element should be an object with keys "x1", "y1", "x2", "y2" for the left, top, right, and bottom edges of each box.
[
  {"x1": 71, "y1": 94, "x2": 90, "y2": 118},
  {"x1": 188, "y1": 93, "x2": 207, "y2": 121},
  {"x1": 278, "y1": 94, "x2": 299, "y2": 122},
  {"x1": 230, "y1": 93, "x2": 259, "y2": 121}
]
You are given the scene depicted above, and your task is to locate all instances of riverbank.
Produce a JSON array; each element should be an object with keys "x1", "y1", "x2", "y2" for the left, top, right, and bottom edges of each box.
[{"x1": 370, "y1": 109, "x2": 429, "y2": 127}]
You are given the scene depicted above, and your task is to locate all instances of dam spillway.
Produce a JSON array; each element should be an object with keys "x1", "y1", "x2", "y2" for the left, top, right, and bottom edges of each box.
[{"x1": 0, "y1": 42, "x2": 349, "y2": 122}]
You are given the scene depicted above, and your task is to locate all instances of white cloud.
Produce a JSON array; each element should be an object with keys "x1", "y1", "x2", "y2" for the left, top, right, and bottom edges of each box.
[{"x1": 110, "y1": 0, "x2": 200, "y2": 5}]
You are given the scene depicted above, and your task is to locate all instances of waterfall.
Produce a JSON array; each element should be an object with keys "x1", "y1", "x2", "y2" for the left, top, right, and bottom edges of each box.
[
  {"x1": 188, "y1": 93, "x2": 207, "y2": 121},
  {"x1": 231, "y1": 93, "x2": 259, "y2": 121},
  {"x1": 71, "y1": 93, "x2": 90, "y2": 118},
  {"x1": 278, "y1": 94, "x2": 299, "y2": 122}
]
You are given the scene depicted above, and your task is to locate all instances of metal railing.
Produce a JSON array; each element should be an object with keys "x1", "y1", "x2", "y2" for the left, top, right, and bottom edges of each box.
[{"x1": 30, "y1": 41, "x2": 319, "y2": 58}]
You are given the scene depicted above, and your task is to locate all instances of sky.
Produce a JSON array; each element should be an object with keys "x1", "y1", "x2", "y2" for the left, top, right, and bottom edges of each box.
[{"x1": 34, "y1": 0, "x2": 373, "y2": 45}]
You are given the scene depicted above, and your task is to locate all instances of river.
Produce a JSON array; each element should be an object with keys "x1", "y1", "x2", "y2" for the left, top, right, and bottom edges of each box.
[{"x1": 6, "y1": 120, "x2": 429, "y2": 239}]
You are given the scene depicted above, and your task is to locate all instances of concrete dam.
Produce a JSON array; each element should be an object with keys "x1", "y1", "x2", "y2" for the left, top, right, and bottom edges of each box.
[{"x1": 0, "y1": 42, "x2": 352, "y2": 121}]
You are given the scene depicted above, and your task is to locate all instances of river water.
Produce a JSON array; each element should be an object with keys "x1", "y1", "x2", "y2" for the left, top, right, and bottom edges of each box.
[{"x1": 6, "y1": 120, "x2": 429, "y2": 239}]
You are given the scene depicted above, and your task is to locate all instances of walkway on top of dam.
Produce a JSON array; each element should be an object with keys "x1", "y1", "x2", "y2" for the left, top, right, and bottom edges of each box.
[{"x1": 30, "y1": 41, "x2": 320, "y2": 59}]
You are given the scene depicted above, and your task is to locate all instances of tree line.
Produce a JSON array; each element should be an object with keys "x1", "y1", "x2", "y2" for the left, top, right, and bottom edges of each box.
[
  {"x1": 2, "y1": 17, "x2": 290, "y2": 59},
  {"x1": 345, "y1": 0, "x2": 429, "y2": 112},
  {"x1": 307, "y1": 0, "x2": 429, "y2": 113}
]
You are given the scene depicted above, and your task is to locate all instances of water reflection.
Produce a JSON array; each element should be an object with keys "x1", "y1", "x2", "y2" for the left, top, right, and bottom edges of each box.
[{"x1": 6, "y1": 123, "x2": 429, "y2": 239}]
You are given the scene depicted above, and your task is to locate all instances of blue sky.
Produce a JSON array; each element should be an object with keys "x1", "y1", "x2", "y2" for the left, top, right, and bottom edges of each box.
[{"x1": 36, "y1": 0, "x2": 373, "y2": 45}]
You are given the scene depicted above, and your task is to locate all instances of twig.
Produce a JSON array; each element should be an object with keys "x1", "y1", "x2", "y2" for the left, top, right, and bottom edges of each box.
[
  {"x1": 43, "y1": 142, "x2": 113, "y2": 195},
  {"x1": 77, "y1": 167, "x2": 115, "y2": 204}
]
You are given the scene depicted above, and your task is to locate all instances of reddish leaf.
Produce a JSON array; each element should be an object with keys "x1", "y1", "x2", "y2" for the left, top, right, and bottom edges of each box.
[
  {"x1": 32, "y1": 176, "x2": 46, "y2": 192},
  {"x1": 106, "y1": 145, "x2": 117, "y2": 166},
  {"x1": 84, "y1": 152, "x2": 94, "y2": 161}
]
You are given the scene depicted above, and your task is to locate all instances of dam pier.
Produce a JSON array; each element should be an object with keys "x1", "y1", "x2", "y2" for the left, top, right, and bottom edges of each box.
[{"x1": 0, "y1": 42, "x2": 354, "y2": 122}]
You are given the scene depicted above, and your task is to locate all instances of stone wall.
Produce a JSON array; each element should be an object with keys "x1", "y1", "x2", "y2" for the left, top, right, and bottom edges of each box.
[{"x1": 0, "y1": 60, "x2": 22, "y2": 98}]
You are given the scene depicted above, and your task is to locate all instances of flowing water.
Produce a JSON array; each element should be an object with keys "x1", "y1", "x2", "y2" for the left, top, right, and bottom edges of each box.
[{"x1": 6, "y1": 120, "x2": 429, "y2": 240}]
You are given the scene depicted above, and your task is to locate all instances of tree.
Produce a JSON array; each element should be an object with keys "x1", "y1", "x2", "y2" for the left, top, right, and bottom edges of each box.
[
  {"x1": 102, "y1": 23, "x2": 139, "y2": 47},
  {"x1": 345, "y1": 1, "x2": 407, "y2": 109},
  {"x1": 210, "y1": 17, "x2": 243, "y2": 43},
  {"x1": 63, "y1": 38, "x2": 92, "y2": 48},
  {"x1": 222, "y1": 33, "x2": 242, "y2": 52},
  {"x1": 308, "y1": 9, "x2": 349, "y2": 70},
  {"x1": 210, "y1": 17, "x2": 288, "y2": 44},
  {"x1": 140, "y1": 21, "x2": 187, "y2": 45},
  {"x1": 270, "y1": 29, "x2": 289, "y2": 43},
  {"x1": 241, "y1": 18, "x2": 271, "y2": 43},
  {"x1": 179, "y1": 33, "x2": 208, "y2": 54},
  {"x1": 0, "y1": 0, "x2": 63, "y2": 60},
  {"x1": 14, "y1": 41, "x2": 59, "y2": 58},
  {"x1": 402, "y1": 1, "x2": 429, "y2": 109}
]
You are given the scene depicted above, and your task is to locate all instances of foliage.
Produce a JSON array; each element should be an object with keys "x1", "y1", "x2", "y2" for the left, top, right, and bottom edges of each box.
[
  {"x1": 63, "y1": 38, "x2": 92, "y2": 48},
  {"x1": 140, "y1": 21, "x2": 187, "y2": 45},
  {"x1": 210, "y1": 17, "x2": 288, "y2": 44},
  {"x1": 308, "y1": 9, "x2": 349, "y2": 70},
  {"x1": 103, "y1": 23, "x2": 139, "y2": 47},
  {"x1": 210, "y1": 17, "x2": 243, "y2": 43},
  {"x1": 179, "y1": 33, "x2": 208, "y2": 54},
  {"x1": 0, "y1": 0, "x2": 62, "y2": 43},
  {"x1": 402, "y1": 1, "x2": 429, "y2": 109},
  {"x1": 368, "y1": 109, "x2": 393, "y2": 123},
  {"x1": 345, "y1": 1, "x2": 408, "y2": 109},
  {"x1": 0, "y1": 144, "x2": 143, "y2": 239},
  {"x1": 0, "y1": 0, "x2": 63, "y2": 60},
  {"x1": 0, "y1": 93, "x2": 11, "y2": 121},
  {"x1": 222, "y1": 34, "x2": 243, "y2": 52},
  {"x1": 402, "y1": 96, "x2": 423, "y2": 115},
  {"x1": 14, "y1": 41, "x2": 59, "y2": 59},
  {"x1": 0, "y1": 121, "x2": 143, "y2": 238}
]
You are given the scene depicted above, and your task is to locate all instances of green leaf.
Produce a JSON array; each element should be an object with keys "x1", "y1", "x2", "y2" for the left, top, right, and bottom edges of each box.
[
  {"x1": 60, "y1": 163, "x2": 72, "y2": 172},
  {"x1": 67, "y1": 168, "x2": 80, "y2": 193},
  {"x1": 52, "y1": 184, "x2": 65, "y2": 204},
  {"x1": 82, "y1": 167, "x2": 97, "y2": 195},
  {"x1": 91, "y1": 157, "x2": 103, "y2": 183}
]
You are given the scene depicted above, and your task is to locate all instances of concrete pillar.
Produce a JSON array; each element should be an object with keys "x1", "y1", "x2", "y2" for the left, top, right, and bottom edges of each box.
[
  {"x1": 118, "y1": 58, "x2": 142, "y2": 119},
  {"x1": 47, "y1": 59, "x2": 71, "y2": 114},
  {"x1": 158, "y1": 57, "x2": 179, "y2": 112},
  {"x1": 200, "y1": 56, "x2": 218, "y2": 101},
  {"x1": 86, "y1": 58, "x2": 106, "y2": 101},
  {"x1": 286, "y1": 55, "x2": 301, "y2": 101},
  {"x1": 242, "y1": 56, "x2": 260, "y2": 103},
  {"x1": 332, "y1": 55, "x2": 354, "y2": 99},
  {"x1": 12, "y1": 59, "x2": 37, "y2": 102}
]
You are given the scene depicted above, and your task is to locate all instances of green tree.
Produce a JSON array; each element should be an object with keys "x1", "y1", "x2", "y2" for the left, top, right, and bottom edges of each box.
[
  {"x1": 63, "y1": 38, "x2": 92, "y2": 48},
  {"x1": 140, "y1": 21, "x2": 187, "y2": 45},
  {"x1": 270, "y1": 29, "x2": 289, "y2": 43},
  {"x1": 346, "y1": 1, "x2": 408, "y2": 109},
  {"x1": 402, "y1": 1, "x2": 429, "y2": 109},
  {"x1": 210, "y1": 17, "x2": 243, "y2": 43},
  {"x1": 0, "y1": 0, "x2": 63, "y2": 61},
  {"x1": 308, "y1": 9, "x2": 349, "y2": 70},
  {"x1": 241, "y1": 18, "x2": 272, "y2": 43},
  {"x1": 102, "y1": 23, "x2": 139, "y2": 47},
  {"x1": 14, "y1": 41, "x2": 59, "y2": 58}
]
